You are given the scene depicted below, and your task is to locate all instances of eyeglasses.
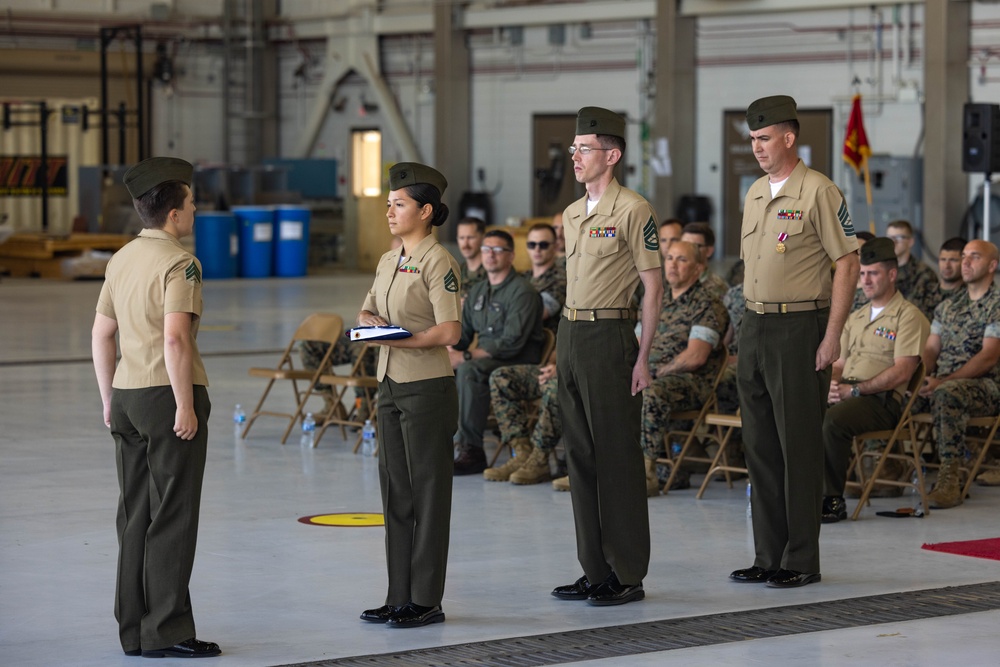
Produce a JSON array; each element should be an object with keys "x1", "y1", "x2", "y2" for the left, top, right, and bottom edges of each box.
[
  {"x1": 481, "y1": 246, "x2": 512, "y2": 255},
  {"x1": 568, "y1": 145, "x2": 613, "y2": 156},
  {"x1": 888, "y1": 234, "x2": 911, "y2": 242},
  {"x1": 526, "y1": 241, "x2": 552, "y2": 250}
]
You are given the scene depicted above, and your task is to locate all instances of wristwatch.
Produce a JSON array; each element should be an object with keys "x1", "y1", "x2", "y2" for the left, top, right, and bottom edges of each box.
[
  {"x1": 463, "y1": 350, "x2": 473, "y2": 361},
  {"x1": 850, "y1": 384, "x2": 861, "y2": 398}
]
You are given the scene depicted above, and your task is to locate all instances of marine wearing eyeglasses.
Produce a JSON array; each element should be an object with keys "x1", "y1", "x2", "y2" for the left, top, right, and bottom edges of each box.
[{"x1": 450, "y1": 230, "x2": 545, "y2": 475}]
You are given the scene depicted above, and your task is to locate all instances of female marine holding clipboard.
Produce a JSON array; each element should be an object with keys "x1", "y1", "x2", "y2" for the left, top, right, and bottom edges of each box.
[{"x1": 355, "y1": 162, "x2": 462, "y2": 628}]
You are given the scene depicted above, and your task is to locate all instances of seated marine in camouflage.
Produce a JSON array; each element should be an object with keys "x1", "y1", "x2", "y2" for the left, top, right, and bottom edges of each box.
[
  {"x1": 484, "y1": 362, "x2": 562, "y2": 484},
  {"x1": 912, "y1": 240, "x2": 1000, "y2": 508},
  {"x1": 641, "y1": 240, "x2": 729, "y2": 497}
]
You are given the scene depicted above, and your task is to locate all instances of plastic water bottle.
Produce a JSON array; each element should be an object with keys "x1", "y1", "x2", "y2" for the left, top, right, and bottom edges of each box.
[
  {"x1": 670, "y1": 442, "x2": 683, "y2": 459},
  {"x1": 746, "y1": 482, "x2": 753, "y2": 519},
  {"x1": 361, "y1": 419, "x2": 376, "y2": 457},
  {"x1": 233, "y1": 404, "x2": 246, "y2": 436},
  {"x1": 301, "y1": 412, "x2": 316, "y2": 447}
]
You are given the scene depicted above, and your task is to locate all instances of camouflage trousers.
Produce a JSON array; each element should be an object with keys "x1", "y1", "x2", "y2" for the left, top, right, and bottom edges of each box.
[
  {"x1": 299, "y1": 339, "x2": 373, "y2": 396},
  {"x1": 640, "y1": 374, "x2": 706, "y2": 459},
  {"x1": 912, "y1": 378, "x2": 1000, "y2": 462},
  {"x1": 716, "y1": 366, "x2": 740, "y2": 414},
  {"x1": 488, "y1": 364, "x2": 562, "y2": 453}
]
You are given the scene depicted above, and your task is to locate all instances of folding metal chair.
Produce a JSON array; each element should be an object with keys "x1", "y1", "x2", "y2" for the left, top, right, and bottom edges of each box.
[
  {"x1": 241, "y1": 313, "x2": 344, "y2": 444},
  {"x1": 656, "y1": 347, "x2": 729, "y2": 496},
  {"x1": 910, "y1": 410, "x2": 1000, "y2": 502},
  {"x1": 847, "y1": 361, "x2": 928, "y2": 520},
  {"x1": 696, "y1": 411, "x2": 747, "y2": 499},
  {"x1": 315, "y1": 342, "x2": 380, "y2": 451}
]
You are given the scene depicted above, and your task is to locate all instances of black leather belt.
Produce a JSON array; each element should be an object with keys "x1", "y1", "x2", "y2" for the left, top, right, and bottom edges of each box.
[
  {"x1": 562, "y1": 307, "x2": 633, "y2": 322},
  {"x1": 745, "y1": 298, "x2": 831, "y2": 314}
]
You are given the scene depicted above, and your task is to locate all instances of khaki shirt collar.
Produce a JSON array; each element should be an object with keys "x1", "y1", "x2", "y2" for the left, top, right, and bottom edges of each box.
[
  {"x1": 137, "y1": 227, "x2": 184, "y2": 249},
  {"x1": 753, "y1": 159, "x2": 808, "y2": 202},
  {"x1": 868, "y1": 289, "x2": 906, "y2": 322},
  {"x1": 588, "y1": 178, "x2": 624, "y2": 219},
  {"x1": 395, "y1": 232, "x2": 440, "y2": 265}
]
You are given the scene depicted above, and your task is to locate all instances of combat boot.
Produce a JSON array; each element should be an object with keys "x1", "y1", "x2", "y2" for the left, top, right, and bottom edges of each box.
[
  {"x1": 483, "y1": 439, "x2": 532, "y2": 481},
  {"x1": 509, "y1": 446, "x2": 552, "y2": 485},
  {"x1": 976, "y1": 467, "x2": 1000, "y2": 486},
  {"x1": 927, "y1": 459, "x2": 963, "y2": 509},
  {"x1": 645, "y1": 458, "x2": 661, "y2": 497},
  {"x1": 552, "y1": 475, "x2": 570, "y2": 491}
]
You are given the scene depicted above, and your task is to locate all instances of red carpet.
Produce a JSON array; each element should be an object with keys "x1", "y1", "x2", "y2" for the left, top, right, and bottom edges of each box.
[{"x1": 922, "y1": 537, "x2": 1000, "y2": 561}]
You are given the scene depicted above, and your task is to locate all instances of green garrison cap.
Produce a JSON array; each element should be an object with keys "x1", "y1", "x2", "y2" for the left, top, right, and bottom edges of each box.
[
  {"x1": 576, "y1": 106, "x2": 625, "y2": 140},
  {"x1": 860, "y1": 237, "x2": 897, "y2": 265},
  {"x1": 746, "y1": 95, "x2": 798, "y2": 131},
  {"x1": 123, "y1": 156, "x2": 193, "y2": 199},
  {"x1": 388, "y1": 162, "x2": 448, "y2": 195}
]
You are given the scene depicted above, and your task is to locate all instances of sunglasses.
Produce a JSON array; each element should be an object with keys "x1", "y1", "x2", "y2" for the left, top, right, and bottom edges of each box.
[{"x1": 526, "y1": 241, "x2": 552, "y2": 250}]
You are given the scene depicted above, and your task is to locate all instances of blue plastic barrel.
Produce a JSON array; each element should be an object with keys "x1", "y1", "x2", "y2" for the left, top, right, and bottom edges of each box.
[
  {"x1": 232, "y1": 206, "x2": 274, "y2": 278},
  {"x1": 273, "y1": 205, "x2": 311, "y2": 277},
  {"x1": 193, "y1": 212, "x2": 238, "y2": 279}
]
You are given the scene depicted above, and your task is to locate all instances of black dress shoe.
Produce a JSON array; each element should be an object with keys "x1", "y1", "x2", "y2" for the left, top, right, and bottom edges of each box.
[
  {"x1": 551, "y1": 575, "x2": 594, "y2": 600},
  {"x1": 124, "y1": 648, "x2": 141, "y2": 656},
  {"x1": 386, "y1": 603, "x2": 445, "y2": 628},
  {"x1": 360, "y1": 604, "x2": 398, "y2": 623},
  {"x1": 141, "y1": 638, "x2": 221, "y2": 658},
  {"x1": 729, "y1": 566, "x2": 778, "y2": 583},
  {"x1": 587, "y1": 572, "x2": 644, "y2": 606},
  {"x1": 454, "y1": 446, "x2": 487, "y2": 475},
  {"x1": 766, "y1": 569, "x2": 822, "y2": 588},
  {"x1": 822, "y1": 496, "x2": 848, "y2": 524}
]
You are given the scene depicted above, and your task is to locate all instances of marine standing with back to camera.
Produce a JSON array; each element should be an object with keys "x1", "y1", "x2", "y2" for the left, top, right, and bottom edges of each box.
[
  {"x1": 730, "y1": 95, "x2": 859, "y2": 588},
  {"x1": 91, "y1": 157, "x2": 221, "y2": 658},
  {"x1": 356, "y1": 162, "x2": 463, "y2": 628}
]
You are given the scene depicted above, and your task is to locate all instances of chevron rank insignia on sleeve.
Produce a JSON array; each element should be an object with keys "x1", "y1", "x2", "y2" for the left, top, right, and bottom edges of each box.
[
  {"x1": 185, "y1": 261, "x2": 202, "y2": 284},
  {"x1": 443, "y1": 268, "x2": 459, "y2": 293},
  {"x1": 643, "y1": 216, "x2": 659, "y2": 252},
  {"x1": 838, "y1": 201, "x2": 855, "y2": 237}
]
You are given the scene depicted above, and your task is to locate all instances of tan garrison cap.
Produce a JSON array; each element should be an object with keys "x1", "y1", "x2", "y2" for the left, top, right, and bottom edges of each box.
[
  {"x1": 860, "y1": 237, "x2": 896, "y2": 265},
  {"x1": 123, "y1": 156, "x2": 193, "y2": 199},
  {"x1": 389, "y1": 162, "x2": 448, "y2": 195},
  {"x1": 576, "y1": 106, "x2": 626, "y2": 140},
  {"x1": 746, "y1": 95, "x2": 798, "y2": 131}
]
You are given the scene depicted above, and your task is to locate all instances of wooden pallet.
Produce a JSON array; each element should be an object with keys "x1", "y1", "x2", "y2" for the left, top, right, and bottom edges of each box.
[{"x1": 0, "y1": 233, "x2": 132, "y2": 279}]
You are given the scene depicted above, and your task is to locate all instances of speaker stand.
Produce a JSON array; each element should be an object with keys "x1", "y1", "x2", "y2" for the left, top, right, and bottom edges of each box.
[{"x1": 983, "y1": 173, "x2": 993, "y2": 242}]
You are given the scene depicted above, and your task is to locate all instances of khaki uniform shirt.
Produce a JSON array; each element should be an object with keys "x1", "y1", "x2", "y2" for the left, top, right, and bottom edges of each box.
[
  {"x1": 931, "y1": 283, "x2": 1000, "y2": 383},
  {"x1": 96, "y1": 228, "x2": 208, "y2": 389},
  {"x1": 840, "y1": 290, "x2": 929, "y2": 395},
  {"x1": 563, "y1": 178, "x2": 661, "y2": 309},
  {"x1": 362, "y1": 234, "x2": 462, "y2": 382},
  {"x1": 742, "y1": 160, "x2": 859, "y2": 303}
]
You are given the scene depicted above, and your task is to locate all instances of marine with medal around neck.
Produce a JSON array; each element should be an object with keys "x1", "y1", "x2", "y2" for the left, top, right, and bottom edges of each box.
[{"x1": 731, "y1": 95, "x2": 859, "y2": 590}]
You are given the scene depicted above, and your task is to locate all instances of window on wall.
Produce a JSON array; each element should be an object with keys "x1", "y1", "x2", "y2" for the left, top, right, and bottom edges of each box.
[{"x1": 352, "y1": 129, "x2": 382, "y2": 197}]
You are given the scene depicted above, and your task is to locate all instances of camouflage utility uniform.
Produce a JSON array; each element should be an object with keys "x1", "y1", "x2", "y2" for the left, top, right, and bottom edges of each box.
[
  {"x1": 918, "y1": 285, "x2": 1000, "y2": 462},
  {"x1": 640, "y1": 280, "x2": 729, "y2": 459},
  {"x1": 527, "y1": 264, "x2": 567, "y2": 333},
  {"x1": 895, "y1": 259, "x2": 940, "y2": 322},
  {"x1": 489, "y1": 365, "x2": 562, "y2": 454}
]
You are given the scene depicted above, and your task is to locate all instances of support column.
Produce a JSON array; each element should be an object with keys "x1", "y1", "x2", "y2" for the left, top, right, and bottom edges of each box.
[
  {"x1": 653, "y1": 0, "x2": 696, "y2": 226},
  {"x1": 434, "y1": 1, "x2": 471, "y2": 237},
  {"x1": 923, "y1": 0, "x2": 969, "y2": 253}
]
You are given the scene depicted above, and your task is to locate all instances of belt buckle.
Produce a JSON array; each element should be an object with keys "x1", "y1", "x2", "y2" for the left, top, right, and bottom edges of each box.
[
  {"x1": 585, "y1": 310, "x2": 596, "y2": 322},
  {"x1": 752, "y1": 301, "x2": 765, "y2": 315}
]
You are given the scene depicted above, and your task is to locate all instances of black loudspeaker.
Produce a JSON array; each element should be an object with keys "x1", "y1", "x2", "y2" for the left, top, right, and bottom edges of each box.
[{"x1": 962, "y1": 103, "x2": 1000, "y2": 174}]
